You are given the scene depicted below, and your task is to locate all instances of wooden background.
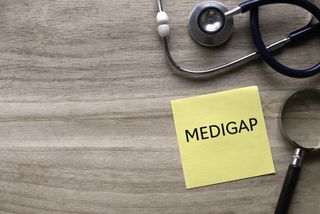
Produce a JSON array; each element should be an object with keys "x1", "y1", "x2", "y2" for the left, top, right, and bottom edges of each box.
[{"x1": 0, "y1": 0, "x2": 319, "y2": 213}]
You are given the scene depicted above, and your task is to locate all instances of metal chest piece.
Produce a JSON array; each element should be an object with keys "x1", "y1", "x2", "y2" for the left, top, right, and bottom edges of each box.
[{"x1": 188, "y1": 1, "x2": 234, "y2": 47}]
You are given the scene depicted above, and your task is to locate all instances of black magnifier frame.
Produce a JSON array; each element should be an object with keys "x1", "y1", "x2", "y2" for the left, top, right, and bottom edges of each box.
[{"x1": 275, "y1": 89, "x2": 320, "y2": 214}]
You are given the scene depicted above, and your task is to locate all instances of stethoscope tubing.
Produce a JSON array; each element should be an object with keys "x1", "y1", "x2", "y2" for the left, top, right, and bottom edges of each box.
[
  {"x1": 248, "y1": 0, "x2": 320, "y2": 78},
  {"x1": 163, "y1": 36, "x2": 289, "y2": 75},
  {"x1": 156, "y1": 0, "x2": 320, "y2": 77}
]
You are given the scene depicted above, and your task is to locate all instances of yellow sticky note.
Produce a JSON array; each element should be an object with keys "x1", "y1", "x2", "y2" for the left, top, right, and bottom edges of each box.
[{"x1": 171, "y1": 86, "x2": 275, "y2": 189}]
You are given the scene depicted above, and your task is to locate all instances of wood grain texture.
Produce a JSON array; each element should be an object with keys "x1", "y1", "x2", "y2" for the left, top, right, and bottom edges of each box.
[{"x1": 0, "y1": 0, "x2": 319, "y2": 213}]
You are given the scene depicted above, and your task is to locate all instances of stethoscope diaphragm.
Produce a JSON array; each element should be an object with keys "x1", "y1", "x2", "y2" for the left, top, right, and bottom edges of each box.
[{"x1": 188, "y1": 1, "x2": 233, "y2": 47}]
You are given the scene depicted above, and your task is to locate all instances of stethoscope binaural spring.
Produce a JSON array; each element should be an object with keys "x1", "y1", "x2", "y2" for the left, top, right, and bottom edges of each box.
[{"x1": 155, "y1": 0, "x2": 320, "y2": 78}]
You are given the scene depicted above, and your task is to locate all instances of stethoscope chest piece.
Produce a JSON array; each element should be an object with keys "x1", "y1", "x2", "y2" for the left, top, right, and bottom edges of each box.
[{"x1": 188, "y1": 1, "x2": 233, "y2": 47}]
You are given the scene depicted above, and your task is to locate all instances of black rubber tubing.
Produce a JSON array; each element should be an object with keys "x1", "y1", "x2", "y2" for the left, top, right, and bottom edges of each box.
[{"x1": 243, "y1": 0, "x2": 320, "y2": 78}]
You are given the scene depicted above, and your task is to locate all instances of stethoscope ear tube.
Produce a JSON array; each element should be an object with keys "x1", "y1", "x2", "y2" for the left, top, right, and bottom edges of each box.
[
  {"x1": 248, "y1": 0, "x2": 320, "y2": 78},
  {"x1": 289, "y1": 23, "x2": 320, "y2": 43}
]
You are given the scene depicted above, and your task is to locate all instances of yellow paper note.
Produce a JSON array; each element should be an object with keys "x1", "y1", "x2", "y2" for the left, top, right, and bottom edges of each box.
[{"x1": 171, "y1": 86, "x2": 275, "y2": 189}]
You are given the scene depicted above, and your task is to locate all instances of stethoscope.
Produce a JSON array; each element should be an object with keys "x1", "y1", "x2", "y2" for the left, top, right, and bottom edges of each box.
[{"x1": 155, "y1": 0, "x2": 320, "y2": 78}]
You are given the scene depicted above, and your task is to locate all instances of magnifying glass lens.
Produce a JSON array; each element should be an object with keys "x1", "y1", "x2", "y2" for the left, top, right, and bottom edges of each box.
[
  {"x1": 281, "y1": 89, "x2": 320, "y2": 149},
  {"x1": 198, "y1": 8, "x2": 224, "y2": 33}
]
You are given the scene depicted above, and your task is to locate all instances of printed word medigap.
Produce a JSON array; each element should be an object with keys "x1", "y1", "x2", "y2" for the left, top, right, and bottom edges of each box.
[{"x1": 185, "y1": 118, "x2": 258, "y2": 142}]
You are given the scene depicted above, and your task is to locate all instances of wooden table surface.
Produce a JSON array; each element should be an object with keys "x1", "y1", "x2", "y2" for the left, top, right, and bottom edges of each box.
[{"x1": 0, "y1": 0, "x2": 319, "y2": 213}]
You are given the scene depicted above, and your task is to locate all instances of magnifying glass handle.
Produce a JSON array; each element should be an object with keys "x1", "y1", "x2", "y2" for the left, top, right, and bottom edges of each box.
[
  {"x1": 275, "y1": 164, "x2": 301, "y2": 214},
  {"x1": 275, "y1": 148, "x2": 305, "y2": 214}
]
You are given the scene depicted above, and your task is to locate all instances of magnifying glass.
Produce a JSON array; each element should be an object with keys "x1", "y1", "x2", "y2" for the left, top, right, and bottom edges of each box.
[{"x1": 276, "y1": 89, "x2": 320, "y2": 214}]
